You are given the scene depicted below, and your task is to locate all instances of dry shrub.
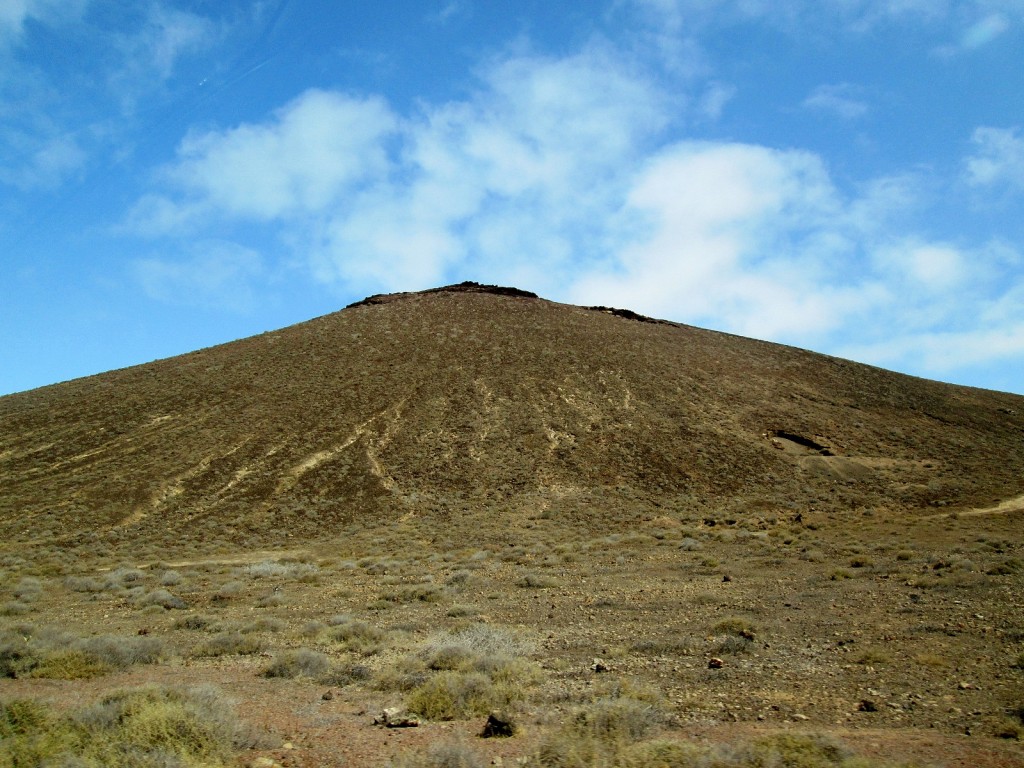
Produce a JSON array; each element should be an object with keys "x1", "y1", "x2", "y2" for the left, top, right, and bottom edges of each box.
[
  {"x1": 534, "y1": 729, "x2": 907, "y2": 768},
  {"x1": 2, "y1": 629, "x2": 168, "y2": 680},
  {"x1": 263, "y1": 648, "x2": 331, "y2": 679},
  {"x1": 1, "y1": 685, "x2": 275, "y2": 767},
  {"x1": 387, "y1": 740, "x2": 487, "y2": 768},
  {"x1": 174, "y1": 614, "x2": 214, "y2": 631},
  {"x1": 27, "y1": 649, "x2": 110, "y2": 680},
  {"x1": 136, "y1": 588, "x2": 187, "y2": 610},
  {"x1": 381, "y1": 583, "x2": 444, "y2": 603},
  {"x1": 74, "y1": 635, "x2": 168, "y2": 669},
  {"x1": 328, "y1": 617, "x2": 388, "y2": 655},
  {"x1": 399, "y1": 625, "x2": 539, "y2": 720},
  {"x1": 406, "y1": 671, "x2": 504, "y2": 720},
  {"x1": 517, "y1": 573, "x2": 559, "y2": 588},
  {"x1": 194, "y1": 631, "x2": 265, "y2": 658}
]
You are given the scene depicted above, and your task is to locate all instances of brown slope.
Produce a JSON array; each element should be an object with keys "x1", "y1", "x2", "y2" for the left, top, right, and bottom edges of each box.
[{"x1": 2, "y1": 283, "x2": 1023, "y2": 555}]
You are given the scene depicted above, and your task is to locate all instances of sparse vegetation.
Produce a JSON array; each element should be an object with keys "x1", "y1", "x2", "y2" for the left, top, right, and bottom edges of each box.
[
  {"x1": 194, "y1": 631, "x2": 265, "y2": 658},
  {"x1": 263, "y1": 647, "x2": 331, "y2": 679},
  {"x1": 516, "y1": 573, "x2": 559, "y2": 588},
  {"x1": 0, "y1": 685, "x2": 273, "y2": 767}
]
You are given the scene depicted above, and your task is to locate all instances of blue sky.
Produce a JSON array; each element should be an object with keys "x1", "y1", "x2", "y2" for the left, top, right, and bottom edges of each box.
[{"x1": 2, "y1": 1, "x2": 1023, "y2": 396}]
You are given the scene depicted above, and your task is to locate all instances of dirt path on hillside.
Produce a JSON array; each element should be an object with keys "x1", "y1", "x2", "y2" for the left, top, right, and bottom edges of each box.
[
  {"x1": 966, "y1": 492, "x2": 1024, "y2": 517},
  {"x1": 922, "y1": 492, "x2": 1024, "y2": 521}
]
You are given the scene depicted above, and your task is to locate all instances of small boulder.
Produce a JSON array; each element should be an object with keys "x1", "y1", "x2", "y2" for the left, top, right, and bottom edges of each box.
[{"x1": 374, "y1": 707, "x2": 420, "y2": 728}]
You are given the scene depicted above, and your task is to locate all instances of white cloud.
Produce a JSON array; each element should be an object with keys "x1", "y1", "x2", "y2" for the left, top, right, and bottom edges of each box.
[
  {"x1": 0, "y1": 132, "x2": 85, "y2": 189},
  {"x1": 567, "y1": 141, "x2": 863, "y2": 339},
  {"x1": 697, "y1": 82, "x2": 735, "y2": 120},
  {"x1": 138, "y1": 45, "x2": 668, "y2": 293},
  {"x1": 965, "y1": 126, "x2": 1024, "y2": 190},
  {"x1": 0, "y1": 0, "x2": 88, "y2": 47},
  {"x1": 842, "y1": 238, "x2": 1024, "y2": 374},
  {"x1": 106, "y1": 4, "x2": 220, "y2": 113},
  {"x1": 802, "y1": 84, "x2": 869, "y2": 119},
  {"x1": 143, "y1": 5, "x2": 215, "y2": 79},
  {"x1": 871, "y1": 240, "x2": 968, "y2": 293},
  {"x1": 959, "y1": 12, "x2": 1011, "y2": 48},
  {"x1": 625, "y1": 0, "x2": 950, "y2": 30},
  {"x1": 141, "y1": 89, "x2": 397, "y2": 224},
  {"x1": 134, "y1": 240, "x2": 265, "y2": 311},
  {"x1": 842, "y1": 324, "x2": 1024, "y2": 376},
  {"x1": 431, "y1": 1, "x2": 466, "y2": 24}
]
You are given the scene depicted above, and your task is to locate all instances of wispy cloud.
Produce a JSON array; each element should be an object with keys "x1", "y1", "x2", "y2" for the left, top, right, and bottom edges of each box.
[
  {"x1": 626, "y1": 0, "x2": 949, "y2": 32},
  {"x1": 104, "y1": 3, "x2": 222, "y2": 116},
  {"x1": 965, "y1": 126, "x2": 1024, "y2": 191},
  {"x1": 117, "y1": 5, "x2": 215, "y2": 80},
  {"x1": 430, "y1": 1, "x2": 466, "y2": 25},
  {"x1": 0, "y1": 130, "x2": 85, "y2": 190},
  {"x1": 0, "y1": 1, "x2": 227, "y2": 195},
  {"x1": 134, "y1": 240, "x2": 265, "y2": 311},
  {"x1": 0, "y1": 0, "x2": 89, "y2": 48},
  {"x1": 802, "y1": 83, "x2": 869, "y2": 120},
  {"x1": 960, "y1": 12, "x2": 1010, "y2": 48}
]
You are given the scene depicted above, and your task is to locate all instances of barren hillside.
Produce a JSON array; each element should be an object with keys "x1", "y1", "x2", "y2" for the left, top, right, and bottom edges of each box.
[{"x1": 2, "y1": 283, "x2": 1022, "y2": 557}]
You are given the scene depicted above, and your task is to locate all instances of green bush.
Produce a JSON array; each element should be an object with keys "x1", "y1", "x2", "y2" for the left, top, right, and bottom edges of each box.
[
  {"x1": 11, "y1": 577, "x2": 42, "y2": 602},
  {"x1": 987, "y1": 558, "x2": 1023, "y2": 575},
  {"x1": 727, "y1": 732, "x2": 852, "y2": 767},
  {"x1": 533, "y1": 729, "x2": 912, "y2": 768},
  {"x1": 616, "y1": 739, "x2": 707, "y2": 767},
  {"x1": 64, "y1": 575, "x2": 104, "y2": 592},
  {"x1": 0, "y1": 601, "x2": 31, "y2": 616},
  {"x1": 28, "y1": 649, "x2": 110, "y2": 680},
  {"x1": 406, "y1": 671, "x2": 499, "y2": 720},
  {"x1": 2, "y1": 630, "x2": 167, "y2": 680}
]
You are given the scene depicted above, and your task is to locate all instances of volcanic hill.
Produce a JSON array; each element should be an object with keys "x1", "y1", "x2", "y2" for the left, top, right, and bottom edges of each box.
[
  {"x1": 2, "y1": 281, "x2": 1023, "y2": 557},
  {"x1": 3, "y1": 283, "x2": 1024, "y2": 767}
]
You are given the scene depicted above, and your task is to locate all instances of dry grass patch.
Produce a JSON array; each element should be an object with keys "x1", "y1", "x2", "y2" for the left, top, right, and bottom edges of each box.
[
  {"x1": 262, "y1": 647, "x2": 331, "y2": 679},
  {"x1": 1, "y1": 627, "x2": 169, "y2": 680},
  {"x1": 377, "y1": 625, "x2": 540, "y2": 721},
  {"x1": 0, "y1": 684, "x2": 274, "y2": 767},
  {"x1": 193, "y1": 631, "x2": 265, "y2": 658}
]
